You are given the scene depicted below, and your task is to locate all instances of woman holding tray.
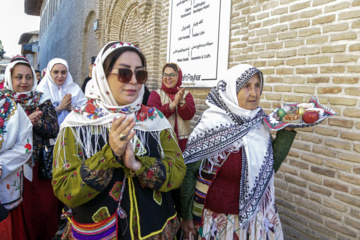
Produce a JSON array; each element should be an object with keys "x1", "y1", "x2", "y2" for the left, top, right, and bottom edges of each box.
[{"x1": 180, "y1": 64, "x2": 297, "y2": 240}]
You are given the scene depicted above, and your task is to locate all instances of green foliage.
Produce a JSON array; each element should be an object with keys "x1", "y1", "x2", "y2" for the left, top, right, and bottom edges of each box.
[{"x1": 0, "y1": 40, "x2": 5, "y2": 59}]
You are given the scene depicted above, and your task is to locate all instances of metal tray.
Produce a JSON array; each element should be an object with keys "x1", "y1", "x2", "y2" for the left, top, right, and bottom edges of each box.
[{"x1": 263, "y1": 96, "x2": 337, "y2": 131}]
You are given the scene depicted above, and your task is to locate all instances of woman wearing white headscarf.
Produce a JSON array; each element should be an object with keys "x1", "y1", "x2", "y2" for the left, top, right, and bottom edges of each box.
[
  {"x1": 0, "y1": 96, "x2": 32, "y2": 240},
  {"x1": 52, "y1": 42, "x2": 186, "y2": 239},
  {"x1": 1, "y1": 55, "x2": 59, "y2": 240},
  {"x1": 37, "y1": 58, "x2": 87, "y2": 125},
  {"x1": 180, "y1": 64, "x2": 297, "y2": 240}
]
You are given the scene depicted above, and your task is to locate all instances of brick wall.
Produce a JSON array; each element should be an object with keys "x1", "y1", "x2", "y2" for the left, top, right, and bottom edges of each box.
[{"x1": 38, "y1": 0, "x2": 360, "y2": 238}]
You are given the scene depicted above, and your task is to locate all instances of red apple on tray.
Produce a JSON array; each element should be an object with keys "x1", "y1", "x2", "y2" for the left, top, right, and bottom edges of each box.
[{"x1": 302, "y1": 110, "x2": 319, "y2": 123}]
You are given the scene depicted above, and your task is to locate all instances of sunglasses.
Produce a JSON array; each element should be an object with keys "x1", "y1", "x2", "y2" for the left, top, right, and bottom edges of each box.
[
  {"x1": 110, "y1": 68, "x2": 148, "y2": 84},
  {"x1": 162, "y1": 73, "x2": 177, "y2": 78}
]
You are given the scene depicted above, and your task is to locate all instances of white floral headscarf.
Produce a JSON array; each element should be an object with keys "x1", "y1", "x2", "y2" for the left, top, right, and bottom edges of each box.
[
  {"x1": 2, "y1": 58, "x2": 50, "y2": 110},
  {"x1": 57, "y1": 42, "x2": 173, "y2": 166}
]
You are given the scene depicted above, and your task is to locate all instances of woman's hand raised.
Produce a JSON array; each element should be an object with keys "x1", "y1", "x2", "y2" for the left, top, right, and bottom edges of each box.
[
  {"x1": 28, "y1": 107, "x2": 43, "y2": 126},
  {"x1": 123, "y1": 141, "x2": 142, "y2": 172},
  {"x1": 109, "y1": 116, "x2": 135, "y2": 157},
  {"x1": 177, "y1": 87, "x2": 186, "y2": 101},
  {"x1": 109, "y1": 116, "x2": 141, "y2": 171},
  {"x1": 56, "y1": 93, "x2": 72, "y2": 113},
  {"x1": 174, "y1": 87, "x2": 185, "y2": 104},
  {"x1": 170, "y1": 87, "x2": 186, "y2": 110}
]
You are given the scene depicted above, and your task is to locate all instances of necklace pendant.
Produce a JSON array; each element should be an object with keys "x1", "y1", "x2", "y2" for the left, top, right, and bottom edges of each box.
[{"x1": 117, "y1": 206, "x2": 127, "y2": 219}]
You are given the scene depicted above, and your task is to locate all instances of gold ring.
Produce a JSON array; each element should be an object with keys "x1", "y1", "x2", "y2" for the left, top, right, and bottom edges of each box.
[{"x1": 119, "y1": 134, "x2": 127, "y2": 141}]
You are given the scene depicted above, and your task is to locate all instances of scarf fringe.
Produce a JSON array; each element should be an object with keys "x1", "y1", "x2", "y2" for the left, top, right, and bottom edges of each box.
[
  {"x1": 54, "y1": 125, "x2": 176, "y2": 169},
  {"x1": 239, "y1": 175, "x2": 275, "y2": 238},
  {"x1": 134, "y1": 128, "x2": 177, "y2": 159},
  {"x1": 196, "y1": 138, "x2": 244, "y2": 178}
]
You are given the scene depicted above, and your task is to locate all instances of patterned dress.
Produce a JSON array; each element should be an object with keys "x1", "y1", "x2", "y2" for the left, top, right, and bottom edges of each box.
[
  {"x1": 22, "y1": 99, "x2": 60, "y2": 240},
  {"x1": 52, "y1": 105, "x2": 186, "y2": 240},
  {"x1": 0, "y1": 97, "x2": 33, "y2": 240},
  {"x1": 181, "y1": 129, "x2": 296, "y2": 240}
]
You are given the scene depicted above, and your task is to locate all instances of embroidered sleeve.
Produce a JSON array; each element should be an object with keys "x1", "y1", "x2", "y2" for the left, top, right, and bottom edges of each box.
[
  {"x1": 272, "y1": 128, "x2": 297, "y2": 173},
  {"x1": 52, "y1": 127, "x2": 121, "y2": 208},
  {"x1": 128, "y1": 129, "x2": 186, "y2": 192},
  {"x1": 136, "y1": 158, "x2": 167, "y2": 190},
  {"x1": 180, "y1": 160, "x2": 201, "y2": 220},
  {"x1": 34, "y1": 100, "x2": 59, "y2": 139},
  {"x1": 80, "y1": 164, "x2": 113, "y2": 192}
]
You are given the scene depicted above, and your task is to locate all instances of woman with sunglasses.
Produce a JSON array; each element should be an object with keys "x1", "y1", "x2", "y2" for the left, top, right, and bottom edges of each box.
[
  {"x1": 52, "y1": 42, "x2": 186, "y2": 239},
  {"x1": 37, "y1": 58, "x2": 87, "y2": 125},
  {"x1": 147, "y1": 63, "x2": 196, "y2": 152}
]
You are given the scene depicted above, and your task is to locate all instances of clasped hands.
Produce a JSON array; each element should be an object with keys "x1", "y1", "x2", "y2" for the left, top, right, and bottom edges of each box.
[
  {"x1": 28, "y1": 107, "x2": 43, "y2": 127},
  {"x1": 169, "y1": 87, "x2": 186, "y2": 110},
  {"x1": 55, "y1": 93, "x2": 72, "y2": 113},
  {"x1": 109, "y1": 115, "x2": 141, "y2": 172}
]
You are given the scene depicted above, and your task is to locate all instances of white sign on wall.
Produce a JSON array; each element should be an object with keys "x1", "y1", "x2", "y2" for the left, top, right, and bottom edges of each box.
[{"x1": 167, "y1": 0, "x2": 231, "y2": 88}]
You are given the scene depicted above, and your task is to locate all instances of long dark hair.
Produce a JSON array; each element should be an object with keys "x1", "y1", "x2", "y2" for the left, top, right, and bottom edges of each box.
[{"x1": 102, "y1": 43, "x2": 147, "y2": 77}]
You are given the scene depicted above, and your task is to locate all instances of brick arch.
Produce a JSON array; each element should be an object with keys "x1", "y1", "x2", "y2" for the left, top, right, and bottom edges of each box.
[
  {"x1": 119, "y1": 4, "x2": 140, "y2": 45},
  {"x1": 84, "y1": 10, "x2": 96, "y2": 34},
  {"x1": 101, "y1": 0, "x2": 164, "y2": 90},
  {"x1": 81, "y1": 10, "x2": 98, "y2": 84},
  {"x1": 105, "y1": 0, "x2": 140, "y2": 43},
  {"x1": 135, "y1": 0, "x2": 164, "y2": 90},
  {"x1": 94, "y1": 0, "x2": 106, "y2": 46}
]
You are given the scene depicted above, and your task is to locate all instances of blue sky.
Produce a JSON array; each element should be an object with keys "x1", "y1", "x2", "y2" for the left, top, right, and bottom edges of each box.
[{"x1": 0, "y1": 0, "x2": 40, "y2": 57}]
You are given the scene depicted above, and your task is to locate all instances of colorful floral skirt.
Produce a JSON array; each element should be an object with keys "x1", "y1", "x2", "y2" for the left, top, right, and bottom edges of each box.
[{"x1": 199, "y1": 204, "x2": 283, "y2": 240}]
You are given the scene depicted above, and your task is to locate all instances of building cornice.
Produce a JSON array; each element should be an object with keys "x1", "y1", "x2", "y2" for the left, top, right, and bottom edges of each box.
[
  {"x1": 18, "y1": 31, "x2": 39, "y2": 45},
  {"x1": 24, "y1": 0, "x2": 43, "y2": 16}
]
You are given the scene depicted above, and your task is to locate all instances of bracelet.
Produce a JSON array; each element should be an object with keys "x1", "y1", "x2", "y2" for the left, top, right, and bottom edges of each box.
[
  {"x1": 36, "y1": 120, "x2": 43, "y2": 128},
  {"x1": 55, "y1": 106, "x2": 61, "y2": 114}
]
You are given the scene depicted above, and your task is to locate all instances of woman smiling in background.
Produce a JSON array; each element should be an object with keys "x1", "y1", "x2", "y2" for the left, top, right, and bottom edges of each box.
[
  {"x1": 1, "y1": 55, "x2": 59, "y2": 240},
  {"x1": 37, "y1": 58, "x2": 87, "y2": 125}
]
